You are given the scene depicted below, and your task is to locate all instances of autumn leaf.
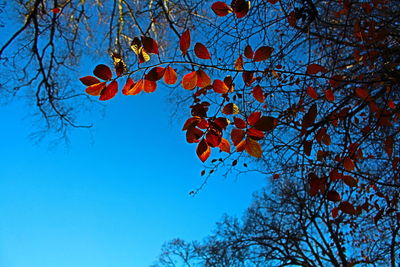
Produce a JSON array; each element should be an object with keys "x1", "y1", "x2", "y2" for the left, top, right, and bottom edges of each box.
[
  {"x1": 122, "y1": 78, "x2": 135, "y2": 95},
  {"x1": 304, "y1": 140, "x2": 312, "y2": 156},
  {"x1": 252, "y1": 85, "x2": 265, "y2": 103},
  {"x1": 339, "y1": 201, "x2": 356, "y2": 215},
  {"x1": 327, "y1": 190, "x2": 341, "y2": 202},
  {"x1": 242, "y1": 71, "x2": 254, "y2": 86},
  {"x1": 234, "y1": 117, "x2": 246, "y2": 129},
  {"x1": 180, "y1": 30, "x2": 191, "y2": 55},
  {"x1": 196, "y1": 70, "x2": 212, "y2": 88},
  {"x1": 307, "y1": 86, "x2": 318, "y2": 99},
  {"x1": 211, "y1": 1, "x2": 232, "y2": 17},
  {"x1": 307, "y1": 63, "x2": 328, "y2": 75},
  {"x1": 213, "y1": 79, "x2": 229, "y2": 94},
  {"x1": 302, "y1": 104, "x2": 317, "y2": 129},
  {"x1": 93, "y1": 64, "x2": 112, "y2": 81},
  {"x1": 247, "y1": 128, "x2": 264, "y2": 140},
  {"x1": 51, "y1": 8, "x2": 60, "y2": 13},
  {"x1": 253, "y1": 46, "x2": 274, "y2": 62},
  {"x1": 206, "y1": 131, "x2": 222, "y2": 147},
  {"x1": 355, "y1": 87, "x2": 369, "y2": 99},
  {"x1": 325, "y1": 89, "x2": 335, "y2": 101},
  {"x1": 194, "y1": 43, "x2": 211, "y2": 59},
  {"x1": 182, "y1": 71, "x2": 198, "y2": 90},
  {"x1": 218, "y1": 138, "x2": 231, "y2": 153},
  {"x1": 245, "y1": 138, "x2": 262, "y2": 158},
  {"x1": 100, "y1": 80, "x2": 118, "y2": 101},
  {"x1": 137, "y1": 47, "x2": 150, "y2": 63},
  {"x1": 197, "y1": 139, "x2": 211, "y2": 162},
  {"x1": 80, "y1": 76, "x2": 100, "y2": 86},
  {"x1": 143, "y1": 79, "x2": 157, "y2": 93},
  {"x1": 146, "y1": 67, "x2": 165, "y2": 81},
  {"x1": 164, "y1": 67, "x2": 178, "y2": 85},
  {"x1": 85, "y1": 82, "x2": 106, "y2": 96},
  {"x1": 254, "y1": 116, "x2": 277, "y2": 131},
  {"x1": 343, "y1": 157, "x2": 355, "y2": 171},
  {"x1": 234, "y1": 55, "x2": 244, "y2": 70},
  {"x1": 141, "y1": 36, "x2": 159, "y2": 54},
  {"x1": 244, "y1": 45, "x2": 254, "y2": 59},
  {"x1": 247, "y1": 111, "x2": 261, "y2": 126},
  {"x1": 231, "y1": 129, "x2": 246, "y2": 146},
  {"x1": 232, "y1": 0, "x2": 250, "y2": 18},
  {"x1": 222, "y1": 103, "x2": 240, "y2": 115},
  {"x1": 125, "y1": 79, "x2": 144, "y2": 95},
  {"x1": 343, "y1": 175, "x2": 358, "y2": 187}
]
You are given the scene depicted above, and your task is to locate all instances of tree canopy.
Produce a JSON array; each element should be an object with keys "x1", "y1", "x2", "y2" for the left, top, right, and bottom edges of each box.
[{"x1": 1, "y1": 0, "x2": 399, "y2": 265}]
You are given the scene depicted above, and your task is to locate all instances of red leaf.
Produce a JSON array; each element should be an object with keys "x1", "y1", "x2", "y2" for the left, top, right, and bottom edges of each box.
[
  {"x1": 186, "y1": 127, "x2": 204, "y2": 143},
  {"x1": 194, "y1": 43, "x2": 211, "y2": 59},
  {"x1": 252, "y1": 85, "x2": 265, "y2": 103},
  {"x1": 247, "y1": 111, "x2": 261, "y2": 126},
  {"x1": 182, "y1": 71, "x2": 198, "y2": 90},
  {"x1": 141, "y1": 36, "x2": 159, "y2": 54},
  {"x1": 180, "y1": 30, "x2": 191, "y2": 55},
  {"x1": 232, "y1": 0, "x2": 250, "y2": 18},
  {"x1": 325, "y1": 89, "x2": 335, "y2": 101},
  {"x1": 213, "y1": 79, "x2": 229, "y2": 94},
  {"x1": 327, "y1": 190, "x2": 341, "y2": 202},
  {"x1": 197, "y1": 139, "x2": 211, "y2": 162},
  {"x1": 287, "y1": 11, "x2": 296, "y2": 27},
  {"x1": 234, "y1": 117, "x2": 246, "y2": 129},
  {"x1": 182, "y1": 116, "x2": 202, "y2": 130},
  {"x1": 343, "y1": 175, "x2": 358, "y2": 187},
  {"x1": 93, "y1": 64, "x2": 112, "y2": 80},
  {"x1": 218, "y1": 138, "x2": 231, "y2": 153},
  {"x1": 164, "y1": 67, "x2": 178, "y2": 85},
  {"x1": 343, "y1": 157, "x2": 355, "y2": 171},
  {"x1": 247, "y1": 128, "x2": 264, "y2": 140},
  {"x1": 231, "y1": 129, "x2": 246, "y2": 146},
  {"x1": 242, "y1": 71, "x2": 254, "y2": 86},
  {"x1": 122, "y1": 78, "x2": 135, "y2": 95},
  {"x1": 100, "y1": 80, "x2": 118, "y2": 101},
  {"x1": 254, "y1": 116, "x2": 277, "y2": 131},
  {"x1": 331, "y1": 207, "x2": 339, "y2": 218},
  {"x1": 125, "y1": 79, "x2": 144, "y2": 95},
  {"x1": 302, "y1": 104, "x2": 317, "y2": 129},
  {"x1": 206, "y1": 131, "x2": 222, "y2": 147},
  {"x1": 268, "y1": 0, "x2": 278, "y2": 3},
  {"x1": 307, "y1": 64, "x2": 327, "y2": 75},
  {"x1": 244, "y1": 45, "x2": 254, "y2": 59},
  {"x1": 222, "y1": 103, "x2": 240, "y2": 115},
  {"x1": 307, "y1": 86, "x2": 318, "y2": 99},
  {"x1": 355, "y1": 88, "x2": 369, "y2": 99},
  {"x1": 211, "y1": 1, "x2": 232, "y2": 16},
  {"x1": 245, "y1": 138, "x2": 262, "y2": 158},
  {"x1": 196, "y1": 70, "x2": 212, "y2": 88},
  {"x1": 234, "y1": 55, "x2": 244, "y2": 70},
  {"x1": 253, "y1": 46, "x2": 274, "y2": 62},
  {"x1": 86, "y1": 82, "x2": 106, "y2": 96},
  {"x1": 339, "y1": 201, "x2": 356, "y2": 215},
  {"x1": 143, "y1": 79, "x2": 157, "y2": 93},
  {"x1": 111, "y1": 52, "x2": 126, "y2": 77},
  {"x1": 146, "y1": 67, "x2": 165, "y2": 81},
  {"x1": 304, "y1": 140, "x2": 312, "y2": 156},
  {"x1": 80, "y1": 76, "x2": 100, "y2": 86},
  {"x1": 51, "y1": 8, "x2": 60, "y2": 13}
]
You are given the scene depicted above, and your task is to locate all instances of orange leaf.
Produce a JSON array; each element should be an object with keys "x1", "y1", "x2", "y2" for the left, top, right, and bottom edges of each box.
[
  {"x1": 307, "y1": 86, "x2": 318, "y2": 99},
  {"x1": 196, "y1": 70, "x2": 212, "y2": 88},
  {"x1": 164, "y1": 67, "x2": 178, "y2": 85},
  {"x1": 244, "y1": 45, "x2": 254, "y2": 59},
  {"x1": 196, "y1": 139, "x2": 211, "y2": 162},
  {"x1": 194, "y1": 43, "x2": 211, "y2": 59},
  {"x1": 307, "y1": 64, "x2": 327, "y2": 75},
  {"x1": 325, "y1": 89, "x2": 335, "y2": 101},
  {"x1": 247, "y1": 111, "x2": 261, "y2": 126},
  {"x1": 182, "y1": 116, "x2": 202, "y2": 130},
  {"x1": 247, "y1": 128, "x2": 264, "y2": 140},
  {"x1": 327, "y1": 190, "x2": 341, "y2": 202},
  {"x1": 253, "y1": 46, "x2": 274, "y2": 62},
  {"x1": 86, "y1": 82, "x2": 106, "y2": 96},
  {"x1": 252, "y1": 85, "x2": 265, "y2": 103},
  {"x1": 100, "y1": 80, "x2": 118, "y2": 101},
  {"x1": 180, "y1": 30, "x2": 191, "y2": 56},
  {"x1": 182, "y1": 71, "x2": 198, "y2": 90},
  {"x1": 234, "y1": 55, "x2": 244, "y2": 70},
  {"x1": 144, "y1": 79, "x2": 157, "y2": 93},
  {"x1": 125, "y1": 79, "x2": 144, "y2": 95},
  {"x1": 218, "y1": 138, "x2": 231, "y2": 153},
  {"x1": 213, "y1": 79, "x2": 229, "y2": 94},
  {"x1": 231, "y1": 129, "x2": 246, "y2": 146},
  {"x1": 343, "y1": 157, "x2": 355, "y2": 171},
  {"x1": 80, "y1": 76, "x2": 100, "y2": 86},
  {"x1": 245, "y1": 138, "x2": 262, "y2": 158},
  {"x1": 146, "y1": 67, "x2": 165, "y2": 81},
  {"x1": 141, "y1": 36, "x2": 159, "y2": 54},
  {"x1": 211, "y1": 1, "x2": 232, "y2": 16},
  {"x1": 122, "y1": 78, "x2": 135, "y2": 95},
  {"x1": 222, "y1": 103, "x2": 240, "y2": 115},
  {"x1": 93, "y1": 64, "x2": 112, "y2": 80}
]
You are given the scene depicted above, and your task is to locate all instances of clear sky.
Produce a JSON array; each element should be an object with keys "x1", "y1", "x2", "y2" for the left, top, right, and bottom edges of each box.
[{"x1": 0, "y1": 84, "x2": 267, "y2": 266}]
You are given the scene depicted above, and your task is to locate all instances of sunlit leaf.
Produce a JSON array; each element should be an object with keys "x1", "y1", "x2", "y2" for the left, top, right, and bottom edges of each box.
[
  {"x1": 143, "y1": 79, "x2": 157, "y2": 93},
  {"x1": 194, "y1": 43, "x2": 211, "y2": 59},
  {"x1": 141, "y1": 36, "x2": 159, "y2": 54},
  {"x1": 247, "y1": 128, "x2": 264, "y2": 140},
  {"x1": 211, "y1": 2, "x2": 232, "y2": 16},
  {"x1": 138, "y1": 47, "x2": 150, "y2": 63},
  {"x1": 253, "y1": 46, "x2": 274, "y2": 62},
  {"x1": 234, "y1": 55, "x2": 244, "y2": 70},
  {"x1": 196, "y1": 70, "x2": 212, "y2": 88},
  {"x1": 234, "y1": 117, "x2": 246, "y2": 129},
  {"x1": 222, "y1": 103, "x2": 240, "y2": 115},
  {"x1": 252, "y1": 85, "x2": 265, "y2": 103},
  {"x1": 80, "y1": 76, "x2": 100, "y2": 86},
  {"x1": 130, "y1": 37, "x2": 142, "y2": 55},
  {"x1": 164, "y1": 67, "x2": 178, "y2": 85},
  {"x1": 213, "y1": 79, "x2": 229, "y2": 93},
  {"x1": 180, "y1": 30, "x2": 191, "y2": 56},
  {"x1": 100, "y1": 80, "x2": 118, "y2": 101},
  {"x1": 93, "y1": 64, "x2": 112, "y2": 80},
  {"x1": 125, "y1": 79, "x2": 144, "y2": 95},
  {"x1": 247, "y1": 111, "x2": 261, "y2": 126},
  {"x1": 85, "y1": 82, "x2": 106, "y2": 96},
  {"x1": 182, "y1": 71, "x2": 198, "y2": 90},
  {"x1": 245, "y1": 137, "x2": 262, "y2": 158},
  {"x1": 122, "y1": 78, "x2": 135, "y2": 95},
  {"x1": 197, "y1": 139, "x2": 211, "y2": 162},
  {"x1": 206, "y1": 131, "x2": 222, "y2": 147},
  {"x1": 218, "y1": 138, "x2": 231, "y2": 153},
  {"x1": 111, "y1": 52, "x2": 126, "y2": 77},
  {"x1": 146, "y1": 67, "x2": 165, "y2": 81}
]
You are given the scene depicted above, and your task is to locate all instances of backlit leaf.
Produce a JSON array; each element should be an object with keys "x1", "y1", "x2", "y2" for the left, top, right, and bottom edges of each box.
[
  {"x1": 247, "y1": 111, "x2": 261, "y2": 126},
  {"x1": 194, "y1": 43, "x2": 211, "y2": 59},
  {"x1": 325, "y1": 89, "x2": 335, "y2": 101},
  {"x1": 125, "y1": 79, "x2": 144, "y2": 95},
  {"x1": 211, "y1": 1, "x2": 232, "y2": 17},
  {"x1": 231, "y1": 128, "x2": 245, "y2": 145},
  {"x1": 222, "y1": 103, "x2": 240, "y2": 115},
  {"x1": 180, "y1": 30, "x2": 191, "y2": 55},
  {"x1": 138, "y1": 47, "x2": 150, "y2": 63},
  {"x1": 80, "y1": 76, "x2": 100, "y2": 86},
  {"x1": 247, "y1": 128, "x2": 264, "y2": 140},
  {"x1": 218, "y1": 138, "x2": 231, "y2": 153},
  {"x1": 146, "y1": 67, "x2": 165, "y2": 81},
  {"x1": 339, "y1": 201, "x2": 356, "y2": 215},
  {"x1": 234, "y1": 117, "x2": 246, "y2": 129},
  {"x1": 197, "y1": 139, "x2": 211, "y2": 162},
  {"x1": 51, "y1": 8, "x2": 60, "y2": 13},
  {"x1": 196, "y1": 70, "x2": 212, "y2": 88},
  {"x1": 253, "y1": 46, "x2": 274, "y2": 62},
  {"x1": 242, "y1": 71, "x2": 254, "y2": 86},
  {"x1": 232, "y1": 0, "x2": 250, "y2": 18},
  {"x1": 111, "y1": 52, "x2": 126, "y2": 77},
  {"x1": 182, "y1": 116, "x2": 202, "y2": 130},
  {"x1": 213, "y1": 79, "x2": 229, "y2": 93},
  {"x1": 245, "y1": 138, "x2": 262, "y2": 158},
  {"x1": 182, "y1": 71, "x2": 198, "y2": 90},
  {"x1": 143, "y1": 79, "x2": 157, "y2": 93},
  {"x1": 343, "y1": 175, "x2": 358, "y2": 187},
  {"x1": 355, "y1": 87, "x2": 369, "y2": 99},
  {"x1": 234, "y1": 55, "x2": 244, "y2": 70},
  {"x1": 130, "y1": 37, "x2": 141, "y2": 54},
  {"x1": 122, "y1": 78, "x2": 135, "y2": 95},
  {"x1": 86, "y1": 82, "x2": 106, "y2": 96},
  {"x1": 302, "y1": 104, "x2": 317, "y2": 129},
  {"x1": 252, "y1": 85, "x2": 265, "y2": 103},
  {"x1": 343, "y1": 157, "x2": 355, "y2": 171},
  {"x1": 93, "y1": 64, "x2": 112, "y2": 80},
  {"x1": 164, "y1": 67, "x2": 178, "y2": 85},
  {"x1": 141, "y1": 36, "x2": 159, "y2": 54},
  {"x1": 100, "y1": 80, "x2": 118, "y2": 101}
]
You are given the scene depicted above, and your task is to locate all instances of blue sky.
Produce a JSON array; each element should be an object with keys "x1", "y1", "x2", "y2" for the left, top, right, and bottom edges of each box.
[{"x1": 0, "y1": 86, "x2": 267, "y2": 266}]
